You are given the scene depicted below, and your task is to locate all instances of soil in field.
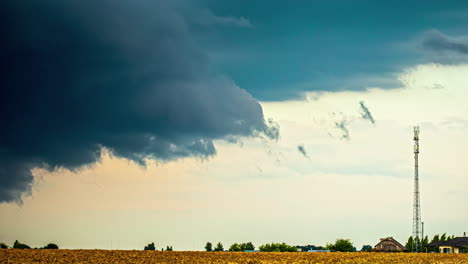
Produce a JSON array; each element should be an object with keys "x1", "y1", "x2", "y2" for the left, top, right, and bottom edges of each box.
[{"x1": 1, "y1": 249, "x2": 468, "y2": 264}]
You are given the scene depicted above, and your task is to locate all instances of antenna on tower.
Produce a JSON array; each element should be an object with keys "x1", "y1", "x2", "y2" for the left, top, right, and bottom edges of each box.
[{"x1": 412, "y1": 126, "x2": 422, "y2": 252}]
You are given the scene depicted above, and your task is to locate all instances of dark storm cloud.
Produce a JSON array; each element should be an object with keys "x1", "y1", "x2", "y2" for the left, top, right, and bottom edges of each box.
[
  {"x1": 190, "y1": 9, "x2": 254, "y2": 28},
  {"x1": 359, "y1": 101, "x2": 375, "y2": 124},
  {"x1": 0, "y1": 0, "x2": 278, "y2": 203},
  {"x1": 297, "y1": 144, "x2": 309, "y2": 159},
  {"x1": 422, "y1": 30, "x2": 468, "y2": 54}
]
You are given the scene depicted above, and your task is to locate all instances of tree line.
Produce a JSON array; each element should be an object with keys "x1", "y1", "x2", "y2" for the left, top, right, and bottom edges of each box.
[
  {"x1": 143, "y1": 242, "x2": 173, "y2": 251},
  {"x1": 1, "y1": 240, "x2": 174, "y2": 251},
  {"x1": 7, "y1": 235, "x2": 455, "y2": 252},
  {"x1": 405, "y1": 233, "x2": 457, "y2": 252},
  {"x1": 204, "y1": 242, "x2": 225, "y2": 251},
  {"x1": 205, "y1": 241, "x2": 296, "y2": 252},
  {"x1": 203, "y1": 239, "x2": 356, "y2": 252},
  {"x1": 0, "y1": 240, "x2": 59, "y2": 249}
]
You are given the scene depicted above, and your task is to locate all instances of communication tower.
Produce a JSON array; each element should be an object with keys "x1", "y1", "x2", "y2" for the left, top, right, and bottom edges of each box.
[{"x1": 412, "y1": 126, "x2": 422, "y2": 252}]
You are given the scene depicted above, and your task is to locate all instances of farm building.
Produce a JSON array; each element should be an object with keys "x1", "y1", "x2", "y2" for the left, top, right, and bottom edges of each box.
[
  {"x1": 426, "y1": 236, "x2": 468, "y2": 253},
  {"x1": 374, "y1": 237, "x2": 407, "y2": 252}
]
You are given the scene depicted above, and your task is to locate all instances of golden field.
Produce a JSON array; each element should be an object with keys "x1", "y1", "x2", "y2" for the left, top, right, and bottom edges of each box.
[{"x1": 1, "y1": 249, "x2": 468, "y2": 264}]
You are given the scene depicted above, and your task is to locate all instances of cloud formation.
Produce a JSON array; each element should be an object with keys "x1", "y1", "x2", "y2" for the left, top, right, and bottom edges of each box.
[
  {"x1": 189, "y1": 9, "x2": 254, "y2": 28},
  {"x1": 359, "y1": 101, "x2": 375, "y2": 124},
  {"x1": 297, "y1": 144, "x2": 309, "y2": 159},
  {"x1": 422, "y1": 30, "x2": 468, "y2": 54},
  {"x1": 0, "y1": 0, "x2": 276, "y2": 203},
  {"x1": 209, "y1": 11, "x2": 254, "y2": 28},
  {"x1": 335, "y1": 120, "x2": 350, "y2": 140}
]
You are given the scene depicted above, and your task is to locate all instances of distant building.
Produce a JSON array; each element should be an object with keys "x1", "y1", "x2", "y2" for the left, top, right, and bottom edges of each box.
[
  {"x1": 426, "y1": 236, "x2": 468, "y2": 253},
  {"x1": 374, "y1": 237, "x2": 407, "y2": 252},
  {"x1": 307, "y1": 249, "x2": 331, "y2": 252},
  {"x1": 296, "y1": 245, "x2": 329, "y2": 252}
]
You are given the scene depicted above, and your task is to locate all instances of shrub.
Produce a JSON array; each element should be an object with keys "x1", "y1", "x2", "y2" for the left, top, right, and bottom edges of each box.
[
  {"x1": 13, "y1": 240, "x2": 31, "y2": 249},
  {"x1": 325, "y1": 239, "x2": 354, "y2": 252},
  {"x1": 361, "y1": 245, "x2": 372, "y2": 252},
  {"x1": 42, "y1": 243, "x2": 59, "y2": 249},
  {"x1": 144, "y1": 242, "x2": 156, "y2": 251},
  {"x1": 229, "y1": 243, "x2": 241, "y2": 251}
]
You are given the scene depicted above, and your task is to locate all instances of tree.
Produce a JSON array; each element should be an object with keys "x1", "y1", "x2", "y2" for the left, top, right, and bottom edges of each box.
[
  {"x1": 421, "y1": 236, "x2": 428, "y2": 248},
  {"x1": 412, "y1": 236, "x2": 422, "y2": 252},
  {"x1": 42, "y1": 243, "x2": 59, "y2": 249},
  {"x1": 214, "y1": 242, "x2": 224, "y2": 252},
  {"x1": 361, "y1": 245, "x2": 372, "y2": 252},
  {"x1": 242, "y1": 242, "x2": 255, "y2": 251},
  {"x1": 405, "y1": 236, "x2": 414, "y2": 251},
  {"x1": 0, "y1": 242, "x2": 8, "y2": 249},
  {"x1": 13, "y1": 240, "x2": 30, "y2": 249},
  {"x1": 205, "y1": 242, "x2": 213, "y2": 252},
  {"x1": 230, "y1": 242, "x2": 255, "y2": 251},
  {"x1": 259, "y1": 243, "x2": 297, "y2": 252},
  {"x1": 326, "y1": 239, "x2": 354, "y2": 252},
  {"x1": 440, "y1": 233, "x2": 447, "y2": 241},
  {"x1": 427, "y1": 234, "x2": 440, "y2": 253},
  {"x1": 166, "y1": 246, "x2": 173, "y2": 251},
  {"x1": 144, "y1": 242, "x2": 155, "y2": 251},
  {"x1": 229, "y1": 243, "x2": 241, "y2": 252}
]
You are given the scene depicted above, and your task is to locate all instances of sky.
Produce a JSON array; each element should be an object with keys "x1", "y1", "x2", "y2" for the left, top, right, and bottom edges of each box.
[{"x1": 1, "y1": 0, "x2": 468, "y2": 250}]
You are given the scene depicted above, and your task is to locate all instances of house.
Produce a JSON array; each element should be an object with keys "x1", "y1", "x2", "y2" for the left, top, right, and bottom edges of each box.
[
  {"x1": 374, "y1": 237, "x2": 407, "y2": 252},
  {"x1": 426, "y1": 236, "x2": 468, "y2": 253}
]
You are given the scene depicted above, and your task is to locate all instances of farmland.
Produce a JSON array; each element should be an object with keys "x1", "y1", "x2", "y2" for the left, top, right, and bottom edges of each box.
[{"x1": 1, "y1": 249, "x2": 468, "y2": 264}]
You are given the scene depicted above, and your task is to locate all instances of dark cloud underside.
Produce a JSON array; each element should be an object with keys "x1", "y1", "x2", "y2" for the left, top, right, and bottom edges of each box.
[
  {"x1": 422, "y1": 30, "x2": 468, "y2": 54},
  {"x1": 0, "y1": 0, "x2": 277, "y2": 203}
]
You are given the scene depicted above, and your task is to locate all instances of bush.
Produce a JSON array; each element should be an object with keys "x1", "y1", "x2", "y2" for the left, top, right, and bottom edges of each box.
[
  {"x1": 229, "y1": 243, "x2": 241, "y2": 251},
  {"x1": 144, "y1": 242, "x2": 156, "y2": 251},
  {"x1": 42, "y1": 243, "x2": 59, "y2": 249},
  {"x1": 259, "y1": 242, "x2": 297, "y2": 252},
  {"x1": 241, "y1": 242, "x2": 255, "y2": 251},
  {"x1": 325, "y1": 239, "x2": 354, "y2": 252},
  {"x1": 0, "y1": 242, "x2": 8, "y2": 249},
  {"x1": 361, "y1": 245, "x2": 372, "y2": 252},
  {"x1": 13, "y1": 240, "x2": 31, "y2": 249}
]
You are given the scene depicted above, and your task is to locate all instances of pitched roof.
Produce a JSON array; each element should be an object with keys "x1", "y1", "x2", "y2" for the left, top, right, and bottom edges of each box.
[
  {"x1": 375, "y1": 237, "x2": 407, "y2": 251},
  {"x1": 426, "y1": 237, "x2": 468, "y2": 248},
  {"x1": 426, "y1": 240, "x2": 445, "y2": 247}
]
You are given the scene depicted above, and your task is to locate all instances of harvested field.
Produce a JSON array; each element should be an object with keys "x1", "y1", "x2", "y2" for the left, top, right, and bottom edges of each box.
[{"x1": 1, "y1": 249, "x2": 468, "y2": 264}]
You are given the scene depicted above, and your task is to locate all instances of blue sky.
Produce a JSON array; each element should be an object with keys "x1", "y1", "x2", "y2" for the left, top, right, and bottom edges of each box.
[{"x1": 192, "y1": 0, "x2": 468, "y2": 100}]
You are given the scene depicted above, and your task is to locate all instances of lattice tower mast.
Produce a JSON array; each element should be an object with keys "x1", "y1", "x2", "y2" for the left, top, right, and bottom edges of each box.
[{"x1": 413, "y1": 126, "x2": 421, "y2": 252}]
